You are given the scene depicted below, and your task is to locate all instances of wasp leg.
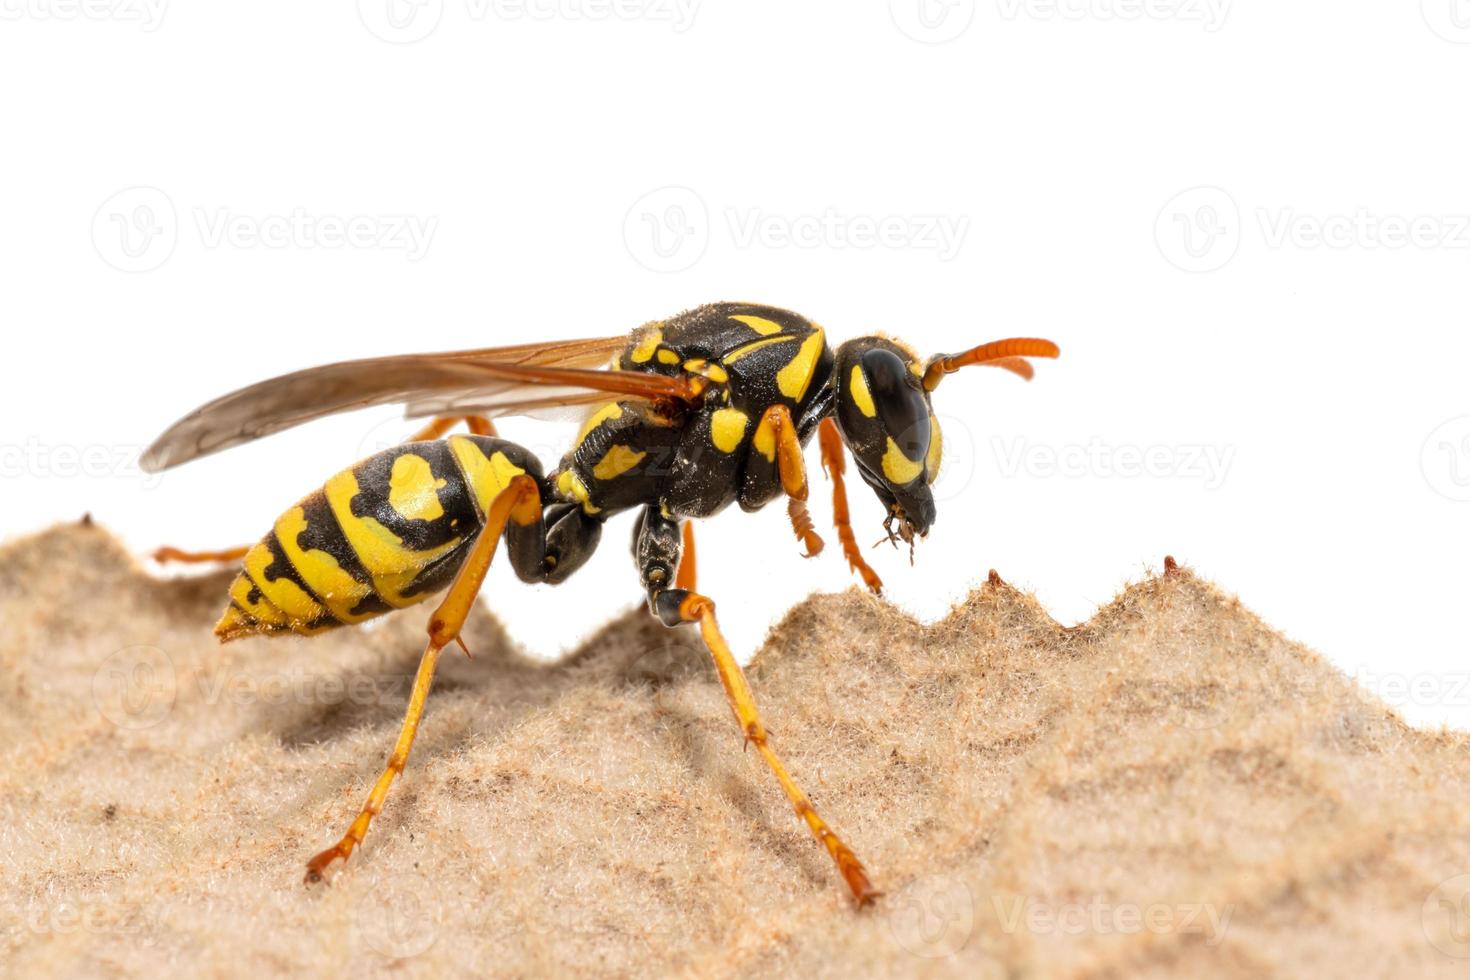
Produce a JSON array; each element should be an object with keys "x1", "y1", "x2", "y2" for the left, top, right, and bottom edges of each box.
[
  {"x1": 675, "y1": 520, "x2": 697, "y2": 591},
  {"x1": 817, "y1": 418, "x2": 883, "y2": 594},
  {"x1": 305, "y1": 474, "x2": 541, "y2": 882},
  {"x1": 407, "y1": 414, "x2": 498, "y2": 441},
  {"x1": 633, "y1": 505, "x2": 877, "y2": 906},
  {"x1": 152, "y1": 416, "x2": 500, "y2": 566},
  {"x1": 754, "y1": 405, "x2": 824, "y2": 559}
]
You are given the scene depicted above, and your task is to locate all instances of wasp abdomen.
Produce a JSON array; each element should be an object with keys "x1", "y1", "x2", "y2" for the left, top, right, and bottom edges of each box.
[{"x1": 216, "y1": 435, "x2": 535, "y2": 641}]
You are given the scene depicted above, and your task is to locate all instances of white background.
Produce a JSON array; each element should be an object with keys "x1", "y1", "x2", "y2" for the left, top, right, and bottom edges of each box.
[{"x1": 3, "y1": 1, "x2": 1470, "y2": 728}]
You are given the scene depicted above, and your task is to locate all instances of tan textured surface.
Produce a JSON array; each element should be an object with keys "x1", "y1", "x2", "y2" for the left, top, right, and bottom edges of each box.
[{"x1": 3, "y1": 521, "x2": 1470, "y2": 978}]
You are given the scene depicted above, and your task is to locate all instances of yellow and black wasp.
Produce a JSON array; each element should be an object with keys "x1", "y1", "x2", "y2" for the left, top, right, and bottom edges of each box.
[{"x1": 142, "y1": 301, "x2": 1059, "y2": 906}]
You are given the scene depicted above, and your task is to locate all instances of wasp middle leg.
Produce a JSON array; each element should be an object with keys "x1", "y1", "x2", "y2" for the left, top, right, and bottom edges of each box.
[{"x1": 634, "y1": 504, "x2": 878, "y2": 906}]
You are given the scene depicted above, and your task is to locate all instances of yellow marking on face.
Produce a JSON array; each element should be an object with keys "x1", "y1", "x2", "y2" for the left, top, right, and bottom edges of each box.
[
  {"x1": 387, "y1": 453, "x2": 447, "y2": 523},
  {"x1": 776, "y1": 328, "x2": 825, "y2": 401},
  {"x1": 752, "y1": 414, "x2": 777, "y2": 463},
  {"x1": 556, "y1": 469, "x2": 602, "y2": 514},
  {"x1": 926, "y1": 415, "x2": 943, "y2": 483},
  {"x1": 881, "y1": 437, "x2": 926, "y2": 485},
  {"x1": 325, "y1": 468, "x2": 462, "y2": 607},
  {"x1": 710, "y1": 407, "x2": 749, "y2": 453},
  {"x1": 848, "y1": 364, "x2": 877, "y2": 417},
  {"x1": 449, "y1": 436, "x2": 527, "y2": 517},
  {"x1": 241, "y1": 542, "x2": 326, "y2": 624},
  {"x1": 724, "y1": 334, "x2": 795, "y2": 364},
  {"x1": 592, "y1": 444, "x2": 647, "y2": 480},
  {"x1": 729, "y1": 313, "x2": 785, "y2": 336},
  {"x1": 683, "y1": 359, "x2": 729, "y2": 384},
  {"x1": 274, "y1": 505, "x2": 374, "y2": 623},
  {"x1": 630, "y1": 324, "x2": 664, "y2": 363},
  {"x1": 656, "y1": 348, "x2": 681, "y2": 365},
  {"x1": 575, "y1": 402, "x2": 623, "y2": 446}
]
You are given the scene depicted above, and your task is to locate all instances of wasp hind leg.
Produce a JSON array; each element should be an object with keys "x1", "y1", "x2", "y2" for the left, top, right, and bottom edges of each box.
[
  {"x1": 305, "y1": 473, "x2": 541, "y2": 881},
  {"x1": 633, "y1": 504, "x2": 878, "y2": 906},
  {"x1": 150, "y1": 415, "x2": 499, "y2": 566}
]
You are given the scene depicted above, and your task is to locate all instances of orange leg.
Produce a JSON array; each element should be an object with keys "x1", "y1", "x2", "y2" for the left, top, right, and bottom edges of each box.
[
  {"x1": 671, "y1": 590, "x2": 878, "y2": 906},
  {"x1": 676, "y1": 521, "x2": 698, "y2": 591},
  {"x1": 305, "y1": 474, "x2": 541, "y2": 882},
  {"x1": 756, "y1": 405, "x2": 824, "y2": 558},
  {"x1": 818, "y1": 419, "x2": 883, "y2": 594},
  {"x1": 154, "y1": 416, "x2": 498, "y2": 566}
]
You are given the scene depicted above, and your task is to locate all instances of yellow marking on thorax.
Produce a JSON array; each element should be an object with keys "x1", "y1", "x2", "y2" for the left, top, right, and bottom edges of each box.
[
  {"x1": 926, "y1": 415, "x2": 943, "y2": 482},
  {"x1": 629, "y1": 324, "x2": 664, "y2": 363},
  {"x1": 388, "y1": 453, "x2": 447, "y2": 522},
  {"x1": 776, "y1": 329, "x2": 825, "y2": 402},
  {"x1": 881, "y1": 437, "x2": 925, "y2": 485},
  {"x1": 683, "y1": 359, "x2": 729, "y2": 384},
  {"x1": 724, "y1": 334, "x2": 795, "y2": 364},
  {"x1": 710, "y1": 407, "x2": 749, "y2": 453},
  {"x1": 729, "y1": 313, "x2": 785, "y2": 336},
  {"x1": 576, "y1": 402, "x2": 623, "y2": 445},
  {"x1": 848, "y1": 364, "x2": 877, "y2": 417},
  {"x1": 592, "y1": 444, "x2": 647, "y2": 480},
  {"x1": 239, "y1": 542, "x2": 326, "y2": 625},
  {"x1": 656, "y1": 348, "x2": 680, "y2": 365},
  {"x1": 274, "y1": 505, "x2": 375, "y2": 623},
  {"x1": 325, "y1": 469, "x2": 463, "y2": 607},
  {"x1": 448, "y1": 436, "x2": 527, "y2": 519},
  {"x1": 556, "y1": 469, "x2": 602, "y2": 514}
]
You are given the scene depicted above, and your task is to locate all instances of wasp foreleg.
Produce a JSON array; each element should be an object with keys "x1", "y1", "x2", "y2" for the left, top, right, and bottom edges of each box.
[
  {"x1": 817, "y1": 418, "x2": 883, "y2": 594},
  {"x1": 304, "y1": 473, "x2": 541, "y2": 882}
]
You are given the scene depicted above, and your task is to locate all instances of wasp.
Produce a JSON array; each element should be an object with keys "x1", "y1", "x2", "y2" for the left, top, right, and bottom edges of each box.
[{"x1": 142, "y1": 302, "x2": 1058, "y2": 906}]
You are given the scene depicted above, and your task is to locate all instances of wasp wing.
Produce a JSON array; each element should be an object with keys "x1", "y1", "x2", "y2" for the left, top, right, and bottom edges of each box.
[{"x1": 141, "y1": 337, "x2": 695, "y2": 472}]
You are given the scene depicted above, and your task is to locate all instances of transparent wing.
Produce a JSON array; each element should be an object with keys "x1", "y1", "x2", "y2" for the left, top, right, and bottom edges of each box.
[{"x1": 141, "y1": 337, "x2": 697, "y2": 472}]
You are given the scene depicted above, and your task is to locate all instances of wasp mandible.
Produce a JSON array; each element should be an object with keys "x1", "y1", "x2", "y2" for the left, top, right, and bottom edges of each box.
[{"x1": 142, "y1": 301, "x2": 1059, "y2": 906}]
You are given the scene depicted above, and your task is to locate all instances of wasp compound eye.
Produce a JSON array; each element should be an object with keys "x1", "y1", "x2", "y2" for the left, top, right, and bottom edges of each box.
[{"x1": 860, "y1": 348, "x2": 930, "y2": 466}]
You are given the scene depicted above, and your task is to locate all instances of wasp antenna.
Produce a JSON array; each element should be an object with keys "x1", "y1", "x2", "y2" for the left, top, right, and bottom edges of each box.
[{"x1": 922, "y1": 338, "x2": 1060, "y2": 391}]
